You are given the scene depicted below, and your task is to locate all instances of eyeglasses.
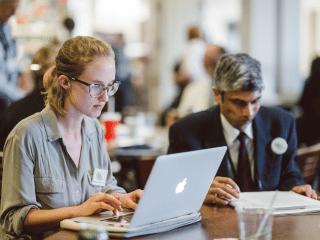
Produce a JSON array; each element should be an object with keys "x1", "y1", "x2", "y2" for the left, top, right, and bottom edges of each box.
[{"x1": 67, "y1": 76, "x2": 120, "y2": 98}]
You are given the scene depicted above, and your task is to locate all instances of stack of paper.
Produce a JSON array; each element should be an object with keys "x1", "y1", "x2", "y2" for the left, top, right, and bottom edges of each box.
[{"x1": 229, "y1": 191, "x2": 320, "y2": 216}]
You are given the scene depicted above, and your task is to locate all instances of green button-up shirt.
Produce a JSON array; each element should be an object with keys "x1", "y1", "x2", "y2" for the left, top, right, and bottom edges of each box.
[{"x1": 0, "y1": 105, "x2": 125, "y2": 238}]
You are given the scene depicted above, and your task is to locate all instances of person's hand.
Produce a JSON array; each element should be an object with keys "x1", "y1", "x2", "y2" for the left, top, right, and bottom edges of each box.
[
  {"x1": 291, "y1": 184, "x2": 320, "y2": 200},
  {"x1": 116, "y1": 189, "x2": 144, "y2": 210},
  {"x1": 204, "y1": 176, "x2": 240, "y2": 205},
  {"x1": 76, "y1": 192, "x2": 122, "y2": 216}
]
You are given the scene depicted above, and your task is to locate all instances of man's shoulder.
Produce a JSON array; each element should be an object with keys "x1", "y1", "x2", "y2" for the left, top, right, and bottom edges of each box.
[
  {"x1": 171, "y1": 106, "x2": 218, "y2": 130},
  {"x1": 256, "y1": 106, "x2": 295, "y2": 132},
  {"x1": 259, "y1": 106, "x2": 294, "y2": 121}
]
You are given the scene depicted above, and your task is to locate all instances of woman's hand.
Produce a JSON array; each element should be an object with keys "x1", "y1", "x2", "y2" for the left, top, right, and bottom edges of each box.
[
  {"x1": 76, "y1": 192, "x2": 122, "y2": 216},
  {"x1": 24, "y1": 192, "x2": 123, "y2": 232},
  {"x1": 114, "y1": 189, "x2": 144, "y2": 210}
]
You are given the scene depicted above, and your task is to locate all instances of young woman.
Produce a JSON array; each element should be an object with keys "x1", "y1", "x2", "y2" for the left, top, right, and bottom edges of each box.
[{"x1": 0, "y1": 36, "x2": 142, "y2": 239}]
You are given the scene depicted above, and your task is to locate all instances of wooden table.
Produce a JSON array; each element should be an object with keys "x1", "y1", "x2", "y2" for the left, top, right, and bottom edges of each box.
[{"x1": 45, "y1": 204, "x2": 320, "y2": 239}]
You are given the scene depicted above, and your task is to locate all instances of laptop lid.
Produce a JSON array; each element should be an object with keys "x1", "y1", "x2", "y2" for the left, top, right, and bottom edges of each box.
[{"x1": 130, "y1": 146, "x2": 227, "y2": 228}]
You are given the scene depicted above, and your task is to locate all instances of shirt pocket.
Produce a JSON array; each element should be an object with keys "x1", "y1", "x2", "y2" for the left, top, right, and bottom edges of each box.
[
  {"x1": 34, "y1": 177, "x2": 67, "y2": 208},
  {"x1": 34, "y1": 177, "x2": 65, "y2": 193}
]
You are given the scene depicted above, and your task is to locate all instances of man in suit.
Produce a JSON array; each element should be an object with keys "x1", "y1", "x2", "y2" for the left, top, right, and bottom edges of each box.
[{"x1": 168, "y1": 53, "x2": 319, "y2": 205}]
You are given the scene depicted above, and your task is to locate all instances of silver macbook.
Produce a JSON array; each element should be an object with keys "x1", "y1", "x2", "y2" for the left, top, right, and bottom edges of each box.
[{"x1": 61, "y1": 147, "x2": 227, "y2": 237}]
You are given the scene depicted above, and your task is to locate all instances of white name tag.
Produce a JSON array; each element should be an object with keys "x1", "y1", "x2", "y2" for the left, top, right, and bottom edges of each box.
[{"x1": 91, "y1": 169, "x2": 108, "y2": 187}]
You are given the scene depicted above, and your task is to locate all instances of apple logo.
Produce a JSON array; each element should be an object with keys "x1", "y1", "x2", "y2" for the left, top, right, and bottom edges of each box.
[{"x1": 175, "y1": 178, "x2": 187, "y2": 194}]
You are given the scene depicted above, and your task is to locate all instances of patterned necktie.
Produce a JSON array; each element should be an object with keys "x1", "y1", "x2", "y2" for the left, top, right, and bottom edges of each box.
[{"x1": 237, "y1": 132, "x2": 253, "y2": 191}]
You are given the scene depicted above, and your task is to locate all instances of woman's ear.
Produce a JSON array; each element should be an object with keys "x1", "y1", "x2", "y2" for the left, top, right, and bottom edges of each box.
[{"x1": 58, "y1": 75, "x2": 70, "y2": 90}]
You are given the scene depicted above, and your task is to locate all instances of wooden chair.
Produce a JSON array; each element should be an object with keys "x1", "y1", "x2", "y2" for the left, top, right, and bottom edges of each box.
[{"x1": 296, "y1": 143, "x2": 320, "y2": 186}]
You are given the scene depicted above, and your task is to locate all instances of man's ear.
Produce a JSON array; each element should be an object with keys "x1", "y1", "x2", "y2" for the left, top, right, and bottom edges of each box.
[
  {"x1": 58, "y1": 75, "x2": 70, "y2": 90},
  {"x1": 212, "y1": 87, "x2": 222, "y2": 104}
]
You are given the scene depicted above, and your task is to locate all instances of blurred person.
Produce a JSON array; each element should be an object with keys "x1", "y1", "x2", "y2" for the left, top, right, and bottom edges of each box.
[
  {"x1": 177, "y1": 44, "x2": 226, "y2": 117},
  {"x1": 0, "y1": 46, "x2": 57, "y2": 151},
  {"x1": 160, "y1": 61, "x2": 191, "y2": 127},
  {"x1": 180, "y1": 25, "x2": 208, "y2": 82},
  {"x1": 113, "y1": 33, "x2": 135, "y2": 112},
  {"x1": 168, "y1": 53, "x2": 319, "y2": 205},
  {"x1": 0, "y1": 36, "x2": 142, "y2": 239},
  {"x1": 0, "y1": 0, "x2": 25, "y2": 117},
  {"x1": 296, "y1": 56, "x2": 320, "y2": 146}
]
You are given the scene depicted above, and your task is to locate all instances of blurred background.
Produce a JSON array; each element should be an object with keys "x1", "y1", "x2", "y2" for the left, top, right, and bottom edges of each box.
[
  {"x1": 1, "y1": 0, "x2": 320, "y2": 192},
  {"x1": 7, "y1": 0, "x2": 320, "y2": 115}
]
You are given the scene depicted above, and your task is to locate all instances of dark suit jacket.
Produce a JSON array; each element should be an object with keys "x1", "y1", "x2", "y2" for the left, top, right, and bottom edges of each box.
[
  {"x1": 168, "y1": 105, "x2": 304, "y2": 191},
  {"x1": 0, "y1": 90, "x2": 45, "y2": 151}
]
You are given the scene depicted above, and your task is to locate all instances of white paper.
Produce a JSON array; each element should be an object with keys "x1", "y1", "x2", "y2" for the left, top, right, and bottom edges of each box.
[{"x1": 229, "y1": 191, "x2": 320, "y2": 216}]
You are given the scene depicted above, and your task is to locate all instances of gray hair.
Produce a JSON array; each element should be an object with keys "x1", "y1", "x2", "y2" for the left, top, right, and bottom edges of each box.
[{"x1": 213, "y1": 53, "x2": 264, "y2": 92}]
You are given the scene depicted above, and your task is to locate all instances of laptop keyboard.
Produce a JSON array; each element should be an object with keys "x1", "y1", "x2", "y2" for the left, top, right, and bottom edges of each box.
[{"x1": 100, "y1": 212, "x2": 133, "y2": 224}]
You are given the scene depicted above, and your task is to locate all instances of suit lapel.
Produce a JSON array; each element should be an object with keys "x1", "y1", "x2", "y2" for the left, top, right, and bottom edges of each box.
[
  {"x1": 204, "y1": 106, "x2": 234, "y2": 179},
  {"x1": 253, "y1": 109, "x2": 273, "y2": 190},
  {"x1": 202, "y1": 107, "x2": 276, "y2": 188}
]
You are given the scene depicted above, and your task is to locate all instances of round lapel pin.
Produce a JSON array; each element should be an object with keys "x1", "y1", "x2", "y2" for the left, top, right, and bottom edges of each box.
[{"x1": 271, "y1": 137, "x2": 288, "y2": 155}]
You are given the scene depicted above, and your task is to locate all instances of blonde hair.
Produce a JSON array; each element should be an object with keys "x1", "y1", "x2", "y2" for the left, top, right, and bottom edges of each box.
[{"x1": 43, "y1": 36, "x2": 115, "y2": 117}]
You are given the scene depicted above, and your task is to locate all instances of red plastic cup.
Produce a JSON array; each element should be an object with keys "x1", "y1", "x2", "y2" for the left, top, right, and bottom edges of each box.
[{"x1": 104, "y1": 120, "x2": 120, "y2": 141}]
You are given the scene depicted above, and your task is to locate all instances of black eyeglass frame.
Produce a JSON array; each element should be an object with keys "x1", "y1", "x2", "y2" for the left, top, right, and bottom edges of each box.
[{"x1": 67, "y1": 75, "x2": 121, "y2": 98}]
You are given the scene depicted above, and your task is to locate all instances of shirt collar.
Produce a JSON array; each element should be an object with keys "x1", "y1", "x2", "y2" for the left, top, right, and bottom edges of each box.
[
  {"x1": 220, "y1": 113, "x2": 253, "y2": 146},
  {"x1": 41, "y1": 104, "x2": 95, "y2": 142},
  {"x1": 40, "y1": 104, "x2": 61, "y2": 141},
  {"x1": 81, "y1": 116, "x2": 96, "y2": 141}
]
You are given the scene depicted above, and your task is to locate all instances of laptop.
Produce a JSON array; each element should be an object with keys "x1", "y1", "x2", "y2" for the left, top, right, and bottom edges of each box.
[{"x1": 61, "y1": 146, "x2": 227, "y2": 237}]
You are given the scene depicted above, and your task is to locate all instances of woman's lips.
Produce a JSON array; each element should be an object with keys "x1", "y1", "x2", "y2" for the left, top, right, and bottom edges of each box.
[{"x1": 93, "y1": 105, "x2": 104, "y2": 109}]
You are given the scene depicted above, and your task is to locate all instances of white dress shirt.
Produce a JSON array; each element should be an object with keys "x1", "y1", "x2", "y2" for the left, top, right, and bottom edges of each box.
[{"x1": 220, "y1": 114, "x2": 255, "y2": 180}]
